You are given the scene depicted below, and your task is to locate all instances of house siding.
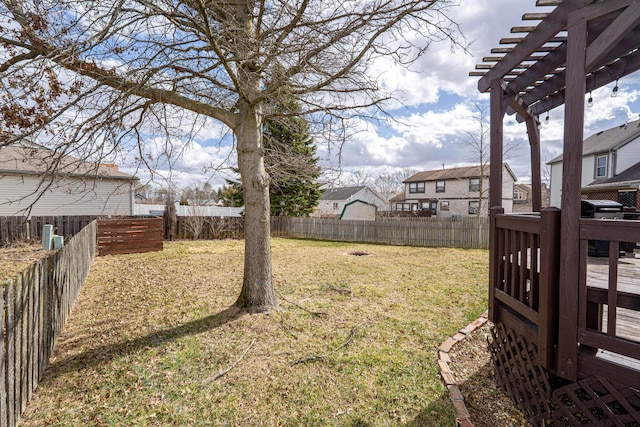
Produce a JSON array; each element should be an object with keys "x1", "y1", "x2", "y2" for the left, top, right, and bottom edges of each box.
[
  {"x1": 616, "y1": 137, "x2": 640, "y2": 174},
  {"x1": 398, "y1": 164, "x2": 515, "y2": 217},
  {"x1": 0, "y1": 174, "x2": 134, "y2": 216}
]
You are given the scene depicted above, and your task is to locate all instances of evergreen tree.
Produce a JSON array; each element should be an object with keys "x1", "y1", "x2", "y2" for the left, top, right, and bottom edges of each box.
[{"x1": 226, "y1": 99, "x2": 323, "y2": 216}]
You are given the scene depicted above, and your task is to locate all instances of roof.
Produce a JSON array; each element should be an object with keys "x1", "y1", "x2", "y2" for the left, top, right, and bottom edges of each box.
[
  {"x1": 404, "y1": 163, "x2": 516, "y2": 183},
  {"x1": 514, "y1": 183, "x2": 533, "y2": 192},
  {"x1": 471, "y1": 1, "x2": 640, "y2": 121},
  {"x1": 320, "y1": 186, "x2": 368, "y2": 201},
  {"x1": 0, "y1": 143, "x2": 136, "y2": 181},
  {"x1": 548, "y1": 119, "x2": 640, "y2": 164},
  {"x1": 584, "y1": 161, "x2": 640, "y2": 190}
]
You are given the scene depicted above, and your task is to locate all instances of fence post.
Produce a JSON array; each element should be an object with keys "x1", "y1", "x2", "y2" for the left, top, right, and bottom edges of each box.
[{"x1": 538, "y1": 207, "x2": 561, "y2": 371}]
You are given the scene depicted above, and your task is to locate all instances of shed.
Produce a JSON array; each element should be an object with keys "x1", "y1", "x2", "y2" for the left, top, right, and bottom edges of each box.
[{"x1": 339, "y1": 200, "x2": 377, "y2": 221}]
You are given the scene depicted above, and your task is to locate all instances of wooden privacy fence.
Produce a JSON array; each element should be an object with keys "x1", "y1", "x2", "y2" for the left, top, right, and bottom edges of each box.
[
  {"x1": 275, "y1": 216, "x2": 490, "y2": 249},
  {"x1": 0, "y1": 217, "x2": 27, "y2": 246},
  {"x1": 0, "y1": 216, "x2": 97, "y2": 247},
  {"x1": 0, "y1": 220, "x2": 97, "y2": 427},
  {"x1": 97, "y1": 217, "x2": 163, "y2": 256},
  {"x1": 168, "y1": 216, "x2": 244, "y2": 240}
]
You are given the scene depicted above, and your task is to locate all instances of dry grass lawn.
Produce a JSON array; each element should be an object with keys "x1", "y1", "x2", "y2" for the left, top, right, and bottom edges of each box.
[{"x1": 17, "y1": 239, "x2": 489, "y2": 426}]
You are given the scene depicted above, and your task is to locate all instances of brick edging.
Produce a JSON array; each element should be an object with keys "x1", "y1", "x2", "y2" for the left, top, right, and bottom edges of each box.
[{"x1": 437, "y1": 312, "x2": 489, "y2": 427}]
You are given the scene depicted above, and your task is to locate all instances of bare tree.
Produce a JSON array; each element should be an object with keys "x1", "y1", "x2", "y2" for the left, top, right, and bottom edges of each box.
[
  {"x1": 458, "y1": 102, "x2": 518, "y2": 219},
  {"x1": 0, "y1": 0, "x2": 462, "y2": 313}
]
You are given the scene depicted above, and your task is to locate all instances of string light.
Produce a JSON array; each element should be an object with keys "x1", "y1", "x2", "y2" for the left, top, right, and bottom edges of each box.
[
  {"x1": 587, "y1": 92, "x2": 594, "y2": 107},
  {"x1": 611, "y1": 80, "x2": 619, "y2": 98},
  {"x1": 545, "y1": 112, "x2": 550, "y2": 125}
]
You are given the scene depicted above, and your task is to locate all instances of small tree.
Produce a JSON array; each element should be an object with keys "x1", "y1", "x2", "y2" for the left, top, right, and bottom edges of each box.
[{"x1": 228, "y1": 98, "x2": 324, "y2": 217}]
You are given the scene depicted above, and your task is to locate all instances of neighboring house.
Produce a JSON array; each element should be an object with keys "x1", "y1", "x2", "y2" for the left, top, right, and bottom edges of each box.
[
  {"x1": 513, "y1": 183, "x2": 532, "y2": 212},
  {"x1": 314, "y1": 186, "x2": 387, "y2": 218},
  {"x1": 548, "y1": 119, "x2": 640, "y2": 209},
  {"x1": 511, "y1": 182, "x2": 551, "y2": 212},
  {"x1": 392, "y1": 163, "x2": 516, "y2": 217},
  {"x1": 340, "y1": 200, "x2": 377, "y2": 221},
  {"x1": 0, "y1": 142, "x2": 137, "y2": 216}
]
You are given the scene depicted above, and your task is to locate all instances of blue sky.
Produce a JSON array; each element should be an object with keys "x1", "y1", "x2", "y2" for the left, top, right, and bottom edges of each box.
[{"x1": 125, "y1": 0, "x2": 640, "y2": 191}]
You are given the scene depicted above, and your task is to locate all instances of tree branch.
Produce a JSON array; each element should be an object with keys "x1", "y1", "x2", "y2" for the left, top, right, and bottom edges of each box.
[{"x1": 291, "y1": 327, "x2": 358, "y2": 366}]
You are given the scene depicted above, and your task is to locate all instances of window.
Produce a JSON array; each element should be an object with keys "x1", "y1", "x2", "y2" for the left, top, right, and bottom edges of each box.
[
  {"x1": 332, "y1": 202, "x2": 338, "y2": 210},
  {"x1": 468, "y1": 200, "x2": 479, "y2": 215},
  {"x1": 596, "y1": 155, "x2": 607, "y2": 178},
  {"x1": 395, "y1": 203, "x2": 411, "y2": 211},
  {"x1": 469, "y1": 178, "x2": 481, "y2": 192},
  {"x1": 440, "y1": 201, "x2": 450, "y2": 210},
  {"x1": 423, "y1": 201, "x2": 437, "y2": 216},
  {"x1": 514, "y1": 190, "x2": 524, "y2": 200},
  {"x1": 409, "y1": 182, "x2": 425, "y2": 193},
  {"x1": 435, "y1": 180, "x2": 445, "y2": 193}
]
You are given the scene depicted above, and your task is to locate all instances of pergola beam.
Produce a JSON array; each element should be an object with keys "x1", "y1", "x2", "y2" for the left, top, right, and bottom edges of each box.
[{"x1": 478, "y1": 0, "x2": 594, "y2": 93}]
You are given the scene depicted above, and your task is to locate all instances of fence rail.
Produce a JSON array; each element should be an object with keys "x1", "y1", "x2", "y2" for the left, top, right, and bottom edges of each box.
[{"x1": 1, "y1": 221, "x2": 97, "y2": 427}]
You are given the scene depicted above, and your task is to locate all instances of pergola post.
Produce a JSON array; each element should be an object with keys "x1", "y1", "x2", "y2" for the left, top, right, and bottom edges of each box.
[
  {"x1": 488, "y1": 80, "x2": 508, "y2": 323},
  {"x1": 525, "y1": 116, "x2": 543, "y2": 212},
  {"x1": 489, "y1": 80, "x2": 507, "y2": 209},
  {"x1": 556, "y1": 14, "x2": 587, "y2": 382}
]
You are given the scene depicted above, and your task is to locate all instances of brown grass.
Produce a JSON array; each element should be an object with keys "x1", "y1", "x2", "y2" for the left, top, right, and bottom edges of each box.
[{"x1": 18, "y1": 239, "x2": 489, "y2": 426}]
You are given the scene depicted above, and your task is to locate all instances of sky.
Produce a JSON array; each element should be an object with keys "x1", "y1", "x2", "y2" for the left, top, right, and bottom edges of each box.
[{"x1": 124, "y1": 0, "x2": 640, "y2": 192}]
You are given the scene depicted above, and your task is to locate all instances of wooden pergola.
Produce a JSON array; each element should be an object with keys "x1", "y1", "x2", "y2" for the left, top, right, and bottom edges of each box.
[{"x1": 471, "y1": 1, "x2": 640, "y2": 424}]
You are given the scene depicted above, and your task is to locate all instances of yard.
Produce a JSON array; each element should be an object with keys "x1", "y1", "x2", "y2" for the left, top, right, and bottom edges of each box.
[{"x1": 13, "y1": 239, "x2": 503, "y2": 426}]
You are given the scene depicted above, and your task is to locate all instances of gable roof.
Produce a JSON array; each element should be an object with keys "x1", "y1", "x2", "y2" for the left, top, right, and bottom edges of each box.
[
  {"x1": 0, "y1": 143, "x2": 136, "y2": 181},
  {"x1": 405, "y1": 163, "x2": 516, "y2": 183},
  {"x1": 320, "y1": 186, "x2": 367, "y2": 201},
  {"x1": 548, "y1": 119, "x2": 640, "y2": 164}
]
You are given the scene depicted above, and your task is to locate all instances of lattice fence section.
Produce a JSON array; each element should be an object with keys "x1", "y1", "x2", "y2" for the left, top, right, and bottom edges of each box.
[
  {"x1": 551, "y1": 376, "x2": 640, "y2": 426},
  {"x1": 488, "y1": 322, "x2": 552, "y2": 426}
]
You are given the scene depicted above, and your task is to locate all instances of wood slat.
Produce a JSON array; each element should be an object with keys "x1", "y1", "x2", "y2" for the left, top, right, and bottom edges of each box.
[{"x1": 97, "y1": 218, "x2": 164, "y2": 256}]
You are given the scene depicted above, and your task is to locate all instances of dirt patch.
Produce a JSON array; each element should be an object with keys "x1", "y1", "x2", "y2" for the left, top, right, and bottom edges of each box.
[
  {"x1": 347, "y1": 251, "x2": 371, "y2": 256},
  {"x1": 448, "y1": 322, "x2": 530, "y2": 427}
]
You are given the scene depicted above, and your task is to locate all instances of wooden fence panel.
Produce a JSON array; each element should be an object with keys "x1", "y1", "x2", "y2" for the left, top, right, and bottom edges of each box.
[
  {"x1": 0, "y1": 217, "x2": 27, "y2": 247},
  {"x1": 97, "y1": 217, "x2": 163, "y2": 256},
  {"x1": 281, "y1": 217, "x2": 489, "y2": 249},
  {"x1": 172, "y1": 216, "x2": 244, "y2": 240},
  {"x1": 1, "y1": 220, "x2": 97, "y2": 427}
]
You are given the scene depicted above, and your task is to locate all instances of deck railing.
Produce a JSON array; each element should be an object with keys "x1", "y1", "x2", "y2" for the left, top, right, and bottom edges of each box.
[
  {"x1": 489, "y1": 208, "x2": 561, "y2": 369},
  {"x1": 577, "y1": 219, "x2": 640, "y2": 386}
]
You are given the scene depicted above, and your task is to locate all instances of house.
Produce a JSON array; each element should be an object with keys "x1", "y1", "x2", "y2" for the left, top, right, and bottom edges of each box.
[
  {"x1": 392, "y1": 164, "x2": 516, "y2": 217},
  {"x1": 314, "y1": 186, "x2": 387, "y2": 218},
  {"x1": 0, "y1": 142, "x2": 137, "y2": 216},
  {"x1": 548, "y1": 119, "x2": 640, "y2": 209},
  {"x1": 512, "y1": 183, "x2": 532, "y2": 212},
  {"x1": 512, "y1": 182, "x2": 551, "y2": 213}
]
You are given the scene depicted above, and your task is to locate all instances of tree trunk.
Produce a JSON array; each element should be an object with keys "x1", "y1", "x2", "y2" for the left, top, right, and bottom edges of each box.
[{"x1": 233, "y1": 103, "x2": 278, "y2": 313}]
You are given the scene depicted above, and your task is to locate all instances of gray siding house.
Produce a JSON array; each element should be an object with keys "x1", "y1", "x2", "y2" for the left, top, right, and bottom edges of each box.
[
  {"x1": 393, "y1": 163, "x2": 516, "y2": 217},
  {"x1": 0, "y1": 142, "x2": 137, "y2": 216},
  {"x1": 548, "y1": 119, "x2": 640, "y2": 209}
]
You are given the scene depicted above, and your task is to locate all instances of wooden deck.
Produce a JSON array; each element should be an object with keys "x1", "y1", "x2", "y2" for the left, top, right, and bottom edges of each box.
[{"x1": 587, "y1": 254, "x2": 640, "y2": 371}]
